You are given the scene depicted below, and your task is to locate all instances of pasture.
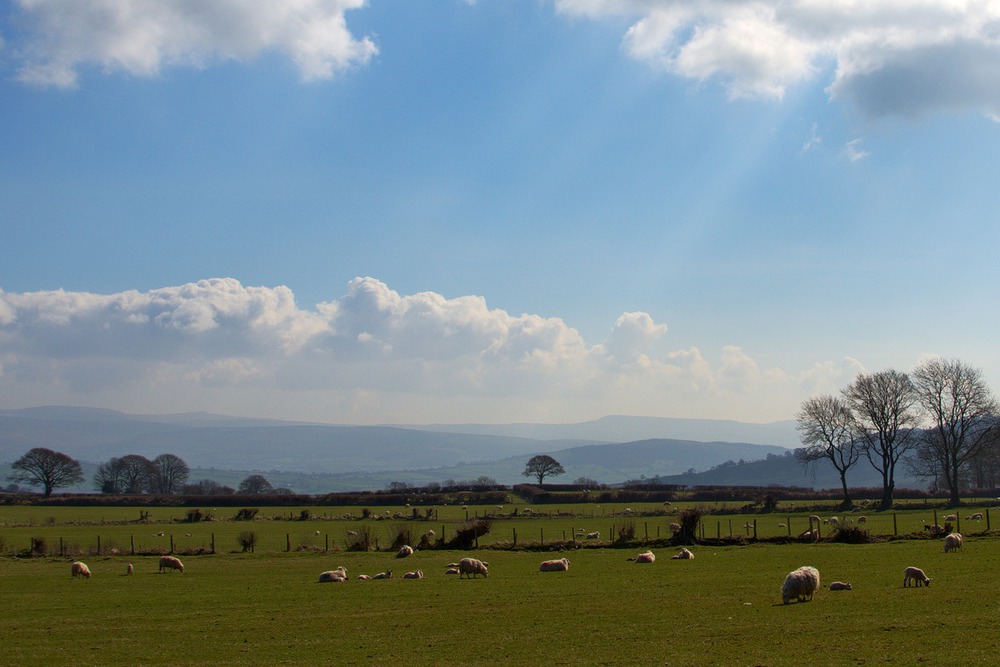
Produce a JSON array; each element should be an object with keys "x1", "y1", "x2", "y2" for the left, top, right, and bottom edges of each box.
[{"x1": 2, "y1": 504, "x2": 1000, "y2": 665}]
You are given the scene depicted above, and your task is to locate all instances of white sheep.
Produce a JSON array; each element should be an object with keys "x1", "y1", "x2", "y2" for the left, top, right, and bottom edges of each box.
[
  {"x1": 781, "y1": 566, "x2": 820, "y2": 604},
  {"x1": 372, "y1": 569, "x2": 392, "y2": 580},
  {"x1": 903, "y1": 566, "x2": 930, "y2": 587},
  {"x1": 126, "y1": 563, "x2": 133, "y2": 576},
  {"x1": 671, "y1": 548, "x2": 694, "y2": 560},
  {"x1": 158, "y1": 556, "x2": 185, "y2": 573},
  {"x1": 944, "y1": 532, "x2": 963, "y2": 553},
  {"x1": 458, "y1": 557, "x2": 489, "y2": 579},
  {"x1": 630, "y1": 551, "x2": 655, "y2": 563},
  {"x1": 829, "y1": 517, "x2": 839, "y2": 525},
  {"x1": 828, "y1": 581, "x2": 852, "y2": 591},
  {"x1": 357, "y1": 574, "x2": 371, "y2": 580},
  {"x1": 798, "y1": 528, "x2": 818, "y2": 541},
  {"x1": 318, "y1": 566, "x2": 348, "y2": 583},
  {"x1": 586, "y1": 531, "x2": 600, "y2": 540},
  {"x1": 71, "y1": 561, "x2": 92, "y2": 579},
  {"x1": 444, "y1": 568, "x2": 460, "y2": 575},
  {"x1": 944, "y1": 514, "x2": 958, "y2": 522},
  {"x1": 669, "y1": 522, "x2": 681, "y2": 532},
  {"x1": 396, "y1": 545, "x2": 414, "y2": 558},
  {"x1": 403, "y1": 570, "x2": 424, "y2": 579},
  {"x1": 539, "y1": 558, "x2": 570, "y2": 572},
  {"x1": 970, "y1": 513, "x2": 984, "y2": 521}
]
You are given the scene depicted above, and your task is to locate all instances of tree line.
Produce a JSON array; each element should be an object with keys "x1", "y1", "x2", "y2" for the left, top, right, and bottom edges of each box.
[
  {"x1": 7, "y1": 448, "x2": 282, "y2": 497},
  {"x1": 797, "y1": 358, "x2": 1000, "y2": 509}
]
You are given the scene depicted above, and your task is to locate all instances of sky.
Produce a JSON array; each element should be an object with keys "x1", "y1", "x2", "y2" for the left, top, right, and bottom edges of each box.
[{"x1": 1, "y1": 0, "x2": 999, "y2": 427}]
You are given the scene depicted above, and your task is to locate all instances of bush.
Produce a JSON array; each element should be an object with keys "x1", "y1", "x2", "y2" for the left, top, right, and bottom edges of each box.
[
  {"x1": 677, "y1": 508, "x2": 703, "y2": 545},
  {"x1": 389, "y1": 524, "x2": 414, "y2": 551},
  {"x1": 831, "y1": 524, "x2": 872, "y2": 544},
  {"x1": 237, "y1": 531, "x2": 257, "y2": 553},
  {"x1": 31, "y1": 536, "x2": 46, "y2": 556},
  {"x1": 446, "y1": 519, "x2": 492, "y2": 550},
  {"x1": 616, "y1": 519, "x2": 636, "y2": 544},
  {"x1": 234, "y1": 508, "x2": 259, "y2": 521}
]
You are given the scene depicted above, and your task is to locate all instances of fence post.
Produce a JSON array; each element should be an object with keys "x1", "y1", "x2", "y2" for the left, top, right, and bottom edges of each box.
[
  {"x1": 60, "y1": 537, "x2": 64, "y2": 557},
  {"x1": 893, "y1": 514, "x2": 897, "y2": 536},
  {"x1": 540, "y1": 528, "x2": 544, "y2": 546},
  {"x1": 645, "y1": 522, "x2": 648, "y2": 540},
  {"x1": 286, "y1": 534, "x2": 291, "y2": 552},
  {"x1": 933, "y1": 509, "x2": 938, "y2": 528},
  {"x1": 97, "y1": 535, "x2": 101, "y2": 555},
  {"x1": 130, "y1": 535, "x2": 135, "y2": 555},
  {"x1": 211, "y1": 533, "x2": 215, "y2": 554},
  {"x1": 753, "y1": 519, "x2": 757, "y2": 540},
  {"x1": 325, "y1": 534, "x2": 329, "y2": 552},
  {"x1": 170, "y1": 535, "x2": 174, "y2": 554},
  {"x1": 987, "y1": 508, "x2": 991, "y2": 531},
  {"x1": 513, "y1": 528, "x2": 517, "y2": 546},
  {"x1": 787, "y1": 517, "x2": 791, "y2": 536},
  {"x1": 717, "y1": 522, "x2": 720, "y2": 539}
]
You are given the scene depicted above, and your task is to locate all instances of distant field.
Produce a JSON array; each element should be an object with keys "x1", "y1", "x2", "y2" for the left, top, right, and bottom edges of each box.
[{"x1": 1, "y1": 502, "x2": 999, "y2": 665}]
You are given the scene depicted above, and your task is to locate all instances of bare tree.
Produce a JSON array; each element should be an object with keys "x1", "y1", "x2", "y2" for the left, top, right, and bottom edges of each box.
[
  {"x1": 842, "y1": 369, "x2": 921, "y2": 509},
  {"x1": 238, "y1": 474, "x2": 273, "y2": 495},
  {"x1": 912, "y1": 358, "x2": 999, "y2": 507},
  {"x1": 9, "y1": 448, "x2": 84, "y2": 497},
  {"x1": 94, "y1": 457, "x2": 125, "y2": 494},
  {"x1": 117, "y1": 455, "x2": 155, "y2": 494},
  {"x1": 522, "y1": 455, "x2": 565, "y2": 484},
  {"x1": 150, "y1": 454, "x2": 190, "y2": 495},
  {"x1": 796, "y1": 395, "x2": 861, "y2": 509}
]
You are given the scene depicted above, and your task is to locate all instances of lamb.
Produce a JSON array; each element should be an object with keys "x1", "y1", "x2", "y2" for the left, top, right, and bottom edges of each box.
[
  {"x1": 798, "y1": 528, "x2": 818, "y2": 541},
  {"x1": 670, "y1": 548, "x2": 694, "y2": 560},
  {"x1": 458, "y1": 557, "x2": 489, "y2": 579},
  {"x1": 396, "y1": 545, "x2": 414, "y2": 558},
  {"x1": 586, "y1": 532, "x2": 600, "y2": 540},
  {"x1": 372, "y1": 569, "x2": 392, "y2": 580},
  {"x1": 857, "y1": 516, "x2": 867, "y2": 524},
  {"x1": 669, "y1": 522, "x2": 681, "y2": 532},
  {"x1": 444, "y1": 568, "x2": 460, "y2": 575},
  {"x1": 781, "y1": 566, "x2": 820, "y2": 604},
  {"x1": 828, "y1": 582, "x2": 852, "y2": 591},
  {"x1": 71, "y1": 561, "x2": 92, "y2": 578},
  {"x1": 971, "y1": 513, "x2": 984, "y2": 520},
  {"x1": 357, "y1": 574, "x2": 371, "y2": 580},
  {"x1": 403, "y1": 570, "x2": 424, "y2": 579},
  {"x1": 903, "y1": 566, "x2": 930, "y2": 587},
  {"x1": 539, "y1": 558, "x2": 570, "y2": 572},
  {"x1": 829, "y1": 517, "x2": 839, "y2": 525},
  {"x1": 126, "y1": 563, "x2": 133, "y2": 576},
  {"x1": 944, "y1": 532, "x2": 963, "y2": 553},
  {"x1": 944, "y1": 514, "x2": 958, "y2": 522},
  {"x1": 158, "y1": 556, "x2": 185, "y2": 573},
  {"x1": 629, "y1": 551, "x2": 655, "y2": 563}
]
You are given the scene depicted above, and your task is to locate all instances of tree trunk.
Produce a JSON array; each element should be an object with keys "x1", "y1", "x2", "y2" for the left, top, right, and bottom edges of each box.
[{"x1": 838, "y1": 470, "x2": 852, "y2": 510}]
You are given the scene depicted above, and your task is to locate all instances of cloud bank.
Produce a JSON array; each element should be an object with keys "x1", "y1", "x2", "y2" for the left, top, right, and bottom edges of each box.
[
  {"x1": 6, "y1": 0, "x2": 377, "y2": 87},
  {"x1": 556, "y1": 0, "x2": 1000, "y2": 118},
  {"x1": 0, "y1": 277, "x2": 863, "y2": 424}
]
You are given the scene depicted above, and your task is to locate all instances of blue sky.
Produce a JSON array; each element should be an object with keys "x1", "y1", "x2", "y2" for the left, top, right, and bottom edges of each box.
[{"x1": 1, "y1": 0, "x2": 999, "y2": 426}]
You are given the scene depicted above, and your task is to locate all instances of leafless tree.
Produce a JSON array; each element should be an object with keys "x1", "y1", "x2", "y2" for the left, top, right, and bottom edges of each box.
[
  {"x1": 912, "y1": 358, "x2": 999, "y2": 506},
  {"x1": 842, "y1": 369, "x2": 921, "y2": 509},
  {"x1": 9, "y1": 448, "x2": 84, "y2": 497},
  {"x1": 796, "y1": 394, "x2": 861, "y2": 509},
  {"x1": 150, "y1": 454, "x2": 190, "y2": 495}
]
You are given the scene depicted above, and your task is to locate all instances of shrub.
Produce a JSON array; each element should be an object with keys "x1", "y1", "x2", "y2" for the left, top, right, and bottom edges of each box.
[
  {"x1": 616, "y1": 519, "x2": 636, "y2": 544},
  {"x1": 234, "y1": 508, "x2": 259, "y2": 521},
  {"x1": 446, "y1": 519, "x2": 492, "y2": 550},
  {"x1": 345, "y1": 529, "x2": 370, "y2": 552},
  {"x1": 31, "y1": 536, "x2": 46, "y2": 556},
  {"x1": 389, "y1": 524, "x2": 414, "y2": 551},
  {"x1": 185, "y1": 509, "x2": 203, "y2": 523},
  {"x1": 237, "y1": 531, "x2": 257, "y2": 553},
  {"x1": 298, "y1": 509, "x2": 311, "y2": 521},
  {"x1": 677, "y1": 508, "x2": 703, "y2": 545},
  {"x1": 832, "y1": 524, "x2": 872, "y2": 544}
]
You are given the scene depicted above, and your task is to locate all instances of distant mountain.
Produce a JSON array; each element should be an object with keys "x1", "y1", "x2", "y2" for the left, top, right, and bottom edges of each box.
[{"x1": 402, "y1": 415, "x2": 800, "y2": 448}]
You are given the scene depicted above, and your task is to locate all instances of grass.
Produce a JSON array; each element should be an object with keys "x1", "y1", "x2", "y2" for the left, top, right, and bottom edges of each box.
[{"x1": 3, "y1": 519, "x2": 1000, "y2": 665}]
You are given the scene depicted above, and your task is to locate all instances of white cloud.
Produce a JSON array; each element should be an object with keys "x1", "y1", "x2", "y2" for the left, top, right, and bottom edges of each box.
[
  {"x1": 0, "y1": 276, "x2": 887, "y2": 423},
  {"x1": 845, "y1": 138, "x2": 869, "y2": 161},
  {"x1": 556, "y1": 0, "x2": 1000, "y2": 118},
  {"x1": 8, "y1": 0, "x2": 377, "y2": 87}
]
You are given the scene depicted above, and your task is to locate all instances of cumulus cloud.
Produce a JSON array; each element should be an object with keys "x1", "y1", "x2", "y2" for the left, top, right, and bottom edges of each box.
[
  {"x1": 7, "y1": 0, "x2": 377, "y2": 87},
  {"x1": 555, "y1": 0, "x2": 1000, "y2": 118},
  {"x1": 0, "y1": 276, "x2": 876, "y2": 423}
]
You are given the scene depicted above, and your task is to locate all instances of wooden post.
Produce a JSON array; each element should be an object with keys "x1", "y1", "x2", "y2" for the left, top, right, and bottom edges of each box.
[
  {"x1": 893, "y1": 514, "x2": 897, "y2": 536},
  {"x1": 753, "y1": 519, "x2": 757, "y2": 540},
  {"x1": 211, "y1": 533, "x2": 215, "y2": 554},
  {"x1": 325, "y1": 534, "x2": 329, "y2": 552},
  {"x1": 956, "y1": 515, "x2": 961, "y2": 533},
  {"x1": 130, "y1": 535, "x2": 135, "y2": 555},
  {"x1": 717, "y1": 522, "x2": 720, "y2": 539},
  {"x1": 513, "y1": 527, "x2": 517, "y2": 546},
  {"x1": 987, "y1": 508, "x2": 991, "y2": 531},
  {"x1": 644, "y1": 522, "x2": 648, "y2": 540},
  {"x1": 933, "y1": 509, "x2": 938, "y2": 528},
  {"x1": 170, "y1": 535, "x2": 174, "y2": 553},
  {"x1": 540, "y1": 528, "x2": 544, "y2": 546},
  {"x1": 729, "y1": 519, "x2": 732, "y2": 537},
  {"x1": 286, "y1": 533, "x2": 291, "y2": 552},
  {"x1": 60, "y1": 537, "x2": 64, "y2": 557},
  {"x1": 787, "y1": 517, "x2": 791, "y2": 536},
  {"x1": 97, "y1": 535, "x2": 101, "y2": 555}
]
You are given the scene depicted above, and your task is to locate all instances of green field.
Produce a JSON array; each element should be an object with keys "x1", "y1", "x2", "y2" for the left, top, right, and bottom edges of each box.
[{"x1": 2, "y1": 504, "x2": 999, "y2": 665}]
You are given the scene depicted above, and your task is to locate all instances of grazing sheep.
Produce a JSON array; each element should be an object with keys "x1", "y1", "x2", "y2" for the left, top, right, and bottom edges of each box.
[
  {"x1": 458, "y1": 557, "x2": 489, "y2": 579},
  {"x1": 126, "y1": 563, "x2": 133, "y2": 576},
  {"x1": 403, "y1": 570, "x2": 424, "y2": 579},
  {"x1": 671, "y1": 548, "x2": 694, "y2": 560},
  {"x1": 539, "y1": 558, "x2": 571, "y2": 572},
  {"x1": 396, "y1": 545, "x2": 414, "y2": 558},
  {"x1": 669, "y1": 522, "x2": 681, "y2": 532},
  {"x1": 586, "y1": 532, "x2": 600, "y2": 540},
  {"x1": 372, "y1": 569, "x2": 393, "y2": 580},
  {"x1": 158, "y1": 556, "x2": 185, "y2": 573},
  {"x1": 444, "y1": 568, "x2": 460, "y2": 575},
  {"x1": 857, "y1": 516, "x2": 867, "y2": 524},
  {"x1": 629, "y1": 551, "x2": 655, "y2": 563},
  {"x1": 970, "y1": 513, "x2": 984, "y2": 520},
  {"x1": 944, "y1": 533, "x2": 963, "y2": 553},
  {"x1": 781, "y1": 566, "x2": 820, "y2": 604},
  {"x1": 828, "y1": 582, "x2": 852, "y2": 591},
  {"x1": 829, "y1": 517, "x2": 839, "y2": 525},
  {"x1": 778, "y1": 523, "x2": 787, "y2": 528},
  {"x1": 944, "y1": 514, "x2": 958, "y2": 522},
  {"x1": 71, "y1": 561, "x2": 92, "y2": 579},
  {"x1": 903, "y1": 566, "x2": 931, "y2": 587}
]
